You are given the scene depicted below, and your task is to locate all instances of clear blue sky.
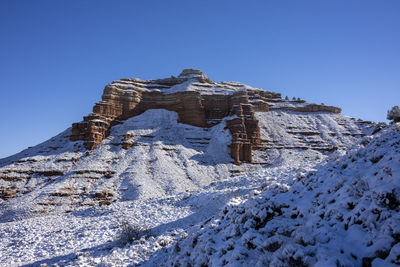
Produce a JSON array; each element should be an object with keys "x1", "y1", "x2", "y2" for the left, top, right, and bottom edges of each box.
[{"x1": 0, "y1": 0, "x2": 399, "y2": 158}]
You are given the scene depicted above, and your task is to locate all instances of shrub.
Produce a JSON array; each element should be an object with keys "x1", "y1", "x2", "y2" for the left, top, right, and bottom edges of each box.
[
  {"x1": 387, "y1": 106, "x2": 400, "y2": 123},
  {"x1": 115, "y1": 221, "x2": 149, "y2": 247}
]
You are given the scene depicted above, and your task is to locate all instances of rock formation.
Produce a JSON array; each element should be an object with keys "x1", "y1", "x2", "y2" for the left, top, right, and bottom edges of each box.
[
  {"x1": 0, "y1": 69, "x2": 371, "y2": 206},
  {"x1": 70, "y1": 69, "x2": 341, "y2": 164}
]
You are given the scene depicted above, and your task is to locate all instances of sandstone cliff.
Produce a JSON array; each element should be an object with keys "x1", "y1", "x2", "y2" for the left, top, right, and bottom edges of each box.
[{"x1": 70, "y1": 69, "x2": 341, "y2": 164}]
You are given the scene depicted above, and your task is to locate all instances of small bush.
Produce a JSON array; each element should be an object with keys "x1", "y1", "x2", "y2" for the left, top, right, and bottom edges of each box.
[{"x1": 115, "y1": 221, "x2": 149, "y2": 247}]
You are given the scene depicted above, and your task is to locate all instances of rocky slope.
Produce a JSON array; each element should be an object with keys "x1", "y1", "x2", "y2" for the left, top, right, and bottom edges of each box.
[
  {"x1": 152, "y1": 123, "x2": 400, "y2": 267},
  {"x1": 0, "y1": 69, "x2": 380, "y2": 266}
]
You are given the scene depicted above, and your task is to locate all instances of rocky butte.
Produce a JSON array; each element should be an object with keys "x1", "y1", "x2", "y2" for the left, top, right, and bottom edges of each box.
[
  {"x1": 70, "y1": 69, "x2": 341, "y2": 165},
  {"x1": 2, "y1": 69, "x2": 388, "y2": 266}
]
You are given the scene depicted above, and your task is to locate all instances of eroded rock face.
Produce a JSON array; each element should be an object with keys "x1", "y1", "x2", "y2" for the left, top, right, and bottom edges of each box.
[{"x1": 70, "y1": 69, "x2": 340, "y2": 164}]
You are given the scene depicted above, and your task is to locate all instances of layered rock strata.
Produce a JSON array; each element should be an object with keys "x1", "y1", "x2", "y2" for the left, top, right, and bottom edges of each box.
[{"x1": 70, "y1": 69, "x2": 340, "y2": 164}]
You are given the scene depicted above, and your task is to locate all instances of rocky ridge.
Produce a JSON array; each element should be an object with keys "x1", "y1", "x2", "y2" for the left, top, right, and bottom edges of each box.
[{"x1": 70, "y1": 69, "x2": 341, "y2": 164}]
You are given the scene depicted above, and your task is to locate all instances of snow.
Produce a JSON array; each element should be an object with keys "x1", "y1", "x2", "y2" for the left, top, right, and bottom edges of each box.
[
  {"x1": 0, "y1": 108, "x2": 390, "y2": 266},
  {"x1": 153, "y1": 123, "x2": 400, "y2": 266},
  {"x1": 110, "y1": 79, "x2": 261, "y2": 95},
  {"x1": 267, "y1": 99, "x2": 309, "y2": 109},
  {"x1": 255, "y1": 110, "x2": 369, "y2": 148}
]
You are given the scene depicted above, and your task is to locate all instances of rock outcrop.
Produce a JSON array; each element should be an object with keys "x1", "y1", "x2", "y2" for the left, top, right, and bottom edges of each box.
[{"x1": 70, "y1": 69, "x2": 341, "y2": 164}]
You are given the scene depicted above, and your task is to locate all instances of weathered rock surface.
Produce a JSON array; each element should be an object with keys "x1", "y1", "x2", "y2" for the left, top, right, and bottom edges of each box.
[{"x1": 70, "y1": 69, "x2": 340, "y2": 164}]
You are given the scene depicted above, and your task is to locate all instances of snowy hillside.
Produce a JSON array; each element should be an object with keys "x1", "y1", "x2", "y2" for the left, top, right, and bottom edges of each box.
[
  {"x1": 154, "y1": 123, "x2": 400, "y2": 267},
  {"x1": 0, "y1": 107, "x2": 378, "y2": 266},
  {"x1": 0, "y1": 109, "x2": 370, "y2": 216},
  {"x1": 0, "y1": 69, "x2": 382, "y2": 266}
]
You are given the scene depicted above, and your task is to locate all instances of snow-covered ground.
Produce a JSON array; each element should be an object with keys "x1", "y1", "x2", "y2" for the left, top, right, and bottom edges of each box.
[
  {"x1": 152, "y1": 123, "x2": 400, "y2": 267},
  {"x1": 0, "y1": 109, "x2": 385, "y2": 266}
]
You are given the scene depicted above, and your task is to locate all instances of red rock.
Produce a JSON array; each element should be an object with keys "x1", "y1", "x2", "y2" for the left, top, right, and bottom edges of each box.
[{"x1": 70, "y1": 69, "x2": 341, "y2": 165}]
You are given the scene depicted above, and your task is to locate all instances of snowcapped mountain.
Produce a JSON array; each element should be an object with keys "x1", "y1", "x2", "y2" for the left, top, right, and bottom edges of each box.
[{"x1": 0, "y1": 69, "x2": 393, "y2": 266}]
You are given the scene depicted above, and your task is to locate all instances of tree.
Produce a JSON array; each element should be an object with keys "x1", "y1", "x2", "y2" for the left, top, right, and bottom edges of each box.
[{"x1": 387, "y1": 106, "x2": 400, "y2": 123}]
